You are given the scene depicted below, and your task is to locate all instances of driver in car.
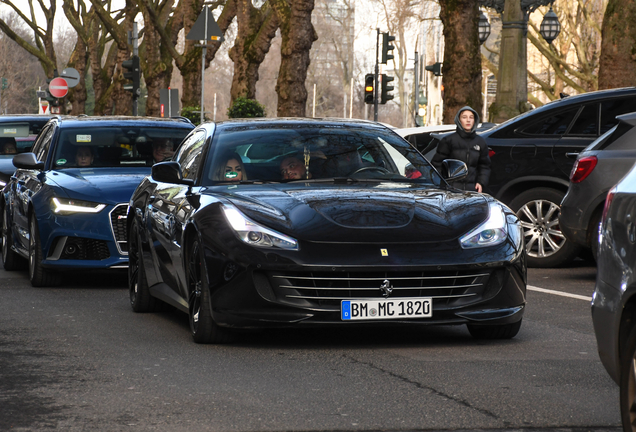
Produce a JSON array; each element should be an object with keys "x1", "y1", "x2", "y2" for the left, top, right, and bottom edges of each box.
[{"x1": 280, "y1": 155, "x2": 312, "y2": 180}]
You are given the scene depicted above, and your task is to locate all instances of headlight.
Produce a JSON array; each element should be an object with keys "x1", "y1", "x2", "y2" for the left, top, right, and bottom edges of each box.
[
  {"x1": 51, "y1": 197, "x2": 106, "y2": 215},
  {"x1": 222, "y1": 204, "x2": 298, "y2": 251},
  {"x1": 460, "y1": 202, "x2": 508, "y2": 249}
]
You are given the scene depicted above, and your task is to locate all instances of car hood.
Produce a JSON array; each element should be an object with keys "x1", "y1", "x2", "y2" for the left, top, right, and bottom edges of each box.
[
  {"x1": 222, "y1": 184, "x2": 490, "y2": 243},
  {"x1": 47, "y1": 168, "x2": 150, "y2": 205}
]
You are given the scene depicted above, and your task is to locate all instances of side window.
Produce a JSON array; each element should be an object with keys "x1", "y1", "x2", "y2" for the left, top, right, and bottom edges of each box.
[
  {"x1": 519, "y1": 107, "x2": 578, "y2": 136},
  {"x1": 31, "y1": 125, "x2": 55, "y2": 164},
  {"x1": 601, "y1": 98, "x2": 636, "y2": 134},
  {"x1": 567, "y1": 103, "x2": 599, "y2": 136},
  {"x1": 175, "y1": 130, "x2": 206, "y2": 180}
]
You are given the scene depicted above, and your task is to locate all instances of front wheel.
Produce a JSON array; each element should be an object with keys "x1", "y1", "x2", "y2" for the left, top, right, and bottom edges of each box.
[
  {"x1": 467, "y1": 319, "x2": 522, "y2": 340},
  {"x1": 128, "y1": 219, "x2": 160, "y2": 312},
  {"x1": 187, "y1": 238, "x2": 233, "y2": 344},
  {"x1": 29, "y1": 215, "x2": 61, "y2": 287},
  {"x1": 509, "y1": 187, "x2": 580, "y2": 268},
  {"x1": 2, "y1": 206, "x2": 26, "y2": 271}
]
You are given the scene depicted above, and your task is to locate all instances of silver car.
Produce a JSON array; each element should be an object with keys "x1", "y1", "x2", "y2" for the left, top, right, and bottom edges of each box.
[
  {"x1": 561, "y1": 112, "x2": 636, "y2": 261},
  {"x1": 592, "y1": 161, "x2": 636, "y2": 429}
]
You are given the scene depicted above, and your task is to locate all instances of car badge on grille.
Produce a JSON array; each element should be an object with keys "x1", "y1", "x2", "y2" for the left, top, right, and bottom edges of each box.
[
  {"x1": 380, "y1": 279, "x2": 393, "y2": 298},
  {"x1": 381, "y1": 248, "x2": 388, "y2": 256}
]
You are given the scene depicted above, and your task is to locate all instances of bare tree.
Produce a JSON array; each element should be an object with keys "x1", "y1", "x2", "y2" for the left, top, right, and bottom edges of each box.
[
  {"x1": 271, "y1": 0, "x2": 318, "y2": 117},
  {"x1": 439, "y1": 0, "x2": 483, "y2": 123},
  {"x1": 598, "y1": 0, "x2": 636, "y2": 88},
  {"x1": 228, "y1": 0, "x2": 278, "y2": 102}
]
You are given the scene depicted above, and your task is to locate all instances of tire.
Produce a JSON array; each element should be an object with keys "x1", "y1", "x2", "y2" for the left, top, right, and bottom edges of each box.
[
  {"x1": 29, "y1": 215, "x2": 61, "y2": 287},
  {"x1": 467, "y1": 319, "x2": 522, "y2": 340},
  {"x1": 187, "y1": 238, "x2": 233, "y2": 344},
  {"x1": 509, "y1": 187, "x2": 581, "y2": 268},
  {"x1": 621, "y1": 325, "x2": 636, "y2": 431},
  {"x1": 2, "y1": 206, "x2": 27, "y2": 271},
  {"x1": 128, "y1": 218, "x2": 160, "y2": 312}
]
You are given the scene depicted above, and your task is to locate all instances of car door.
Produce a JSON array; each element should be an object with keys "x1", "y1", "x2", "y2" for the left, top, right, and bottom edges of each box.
[
  {"x1": 147, "y1": 129, "x2": 208, "y2": 296},
  {"x1": 11, "y1": 124, "x2": 55, "y2": 253},
  {"x1": 553, "y1": 102, "x2": 600, "y2": 177}
]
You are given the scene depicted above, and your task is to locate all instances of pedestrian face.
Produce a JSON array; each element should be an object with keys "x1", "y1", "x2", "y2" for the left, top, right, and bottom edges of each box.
[
  {"x1": 280, "y1": 157, "x2": 307, "y2": 180},
  {"x1": 459, "y1": 110, "x2": 475, "y2": 132},
  {"x1": 224, "y1": 158, "x2": 243, "y2": 181},
  {"x1": 76, "y1": 147, "x2": 93, "y2": 167}
]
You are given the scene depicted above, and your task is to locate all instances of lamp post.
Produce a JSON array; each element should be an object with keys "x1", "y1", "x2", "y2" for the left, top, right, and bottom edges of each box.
[{"x1": 479, "y1": 0, "x2": 560, "y2": 121}]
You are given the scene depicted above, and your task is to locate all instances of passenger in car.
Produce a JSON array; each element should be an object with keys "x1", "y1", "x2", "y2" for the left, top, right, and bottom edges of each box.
[
  {"x1": 75, "y1": 146, "x2": 95, "y2": 167},
  {"x1": 431, "y1": 106, "x2": 490, "y2": 193},
  {"x1": 215, "y1": 152, "x2": 247, "y2": 181}
]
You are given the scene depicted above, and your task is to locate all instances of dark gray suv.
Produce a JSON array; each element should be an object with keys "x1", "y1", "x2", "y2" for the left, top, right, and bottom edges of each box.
[{"x1": 561, "y1": 112, "x2": 636, "y2": 260}]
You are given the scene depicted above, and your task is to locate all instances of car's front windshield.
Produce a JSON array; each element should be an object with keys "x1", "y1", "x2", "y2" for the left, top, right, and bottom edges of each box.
[
  {"x1": 52, "y1": 126, "x2": 191, "y2": 168},
  {"x1": 202, "y1": 124, "x2": 443, "y2": 187}
]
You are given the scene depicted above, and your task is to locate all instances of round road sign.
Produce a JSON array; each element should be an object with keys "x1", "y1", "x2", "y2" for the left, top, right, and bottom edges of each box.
[{"x1": 49, "y1": 77, "x2": 68, "y2": 98}]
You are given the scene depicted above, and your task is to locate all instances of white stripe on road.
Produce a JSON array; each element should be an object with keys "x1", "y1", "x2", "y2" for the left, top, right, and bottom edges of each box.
[{"x1": 528, "y1": 285, "x2": 592, "y2": 302}]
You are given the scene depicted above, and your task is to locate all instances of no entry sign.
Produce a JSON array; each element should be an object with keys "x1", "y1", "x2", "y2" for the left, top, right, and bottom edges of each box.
[{"x1": 49, "y1": 77, "x2": 68, "y2": 98}]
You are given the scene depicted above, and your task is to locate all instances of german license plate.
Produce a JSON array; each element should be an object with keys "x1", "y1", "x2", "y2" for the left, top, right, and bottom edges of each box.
[{"x1": 341, "y1": 298, "x2": 432, "y2": 321}]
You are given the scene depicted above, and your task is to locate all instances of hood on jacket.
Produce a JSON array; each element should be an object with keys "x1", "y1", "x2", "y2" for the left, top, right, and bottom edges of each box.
[{"x1": 454, "y1": 106, "x2": 480, "y2": 134}]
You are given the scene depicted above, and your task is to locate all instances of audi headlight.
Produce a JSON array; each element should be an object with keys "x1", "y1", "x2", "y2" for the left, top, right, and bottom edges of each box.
[
  {"x1": 51, "y1": 197, "x2": 106, "y2": 215},
  {"x1": 460, "y1": 202, "x2": 507, "y2": 249},
  {"x1": 222, "y1": 204, "x2": 298, "y2": 251}
]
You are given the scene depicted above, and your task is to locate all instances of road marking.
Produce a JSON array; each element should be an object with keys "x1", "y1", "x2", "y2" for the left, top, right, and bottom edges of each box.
[{"x1": 528, "y1": 285, "x2": 592, "y2": 302}]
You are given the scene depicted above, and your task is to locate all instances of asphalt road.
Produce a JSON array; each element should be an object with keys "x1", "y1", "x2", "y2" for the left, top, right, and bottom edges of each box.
[{"x1": 0, "y1": 257, "x2": 622, "y2": 432}]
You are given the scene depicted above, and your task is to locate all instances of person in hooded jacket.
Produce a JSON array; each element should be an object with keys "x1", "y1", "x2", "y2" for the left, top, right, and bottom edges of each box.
[{"x1": 431, "y1": 106, "x2": 490, "y2": 193}]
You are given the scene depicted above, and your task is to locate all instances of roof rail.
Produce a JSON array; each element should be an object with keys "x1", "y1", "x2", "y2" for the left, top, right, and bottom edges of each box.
[{"x1": 170, "y1": 116, "x2": 194, "y2": 124}]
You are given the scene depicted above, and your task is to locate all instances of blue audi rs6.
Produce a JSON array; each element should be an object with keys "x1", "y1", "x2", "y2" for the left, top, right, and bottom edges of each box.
[{"x1": 1, "y1": 116, "x2": 194, "y2": 286}]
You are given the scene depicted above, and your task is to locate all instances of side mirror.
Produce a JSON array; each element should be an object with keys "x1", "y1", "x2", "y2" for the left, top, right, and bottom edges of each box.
[
  {"x1": 151, "y1": 161, "x2": 194, "y2": 186},
  {"x1": 442, "y1": 159, "x2": 468, "y2": 181},
  {"x1": 13, "y1": 152, "x2": 44, "y2": 170}
]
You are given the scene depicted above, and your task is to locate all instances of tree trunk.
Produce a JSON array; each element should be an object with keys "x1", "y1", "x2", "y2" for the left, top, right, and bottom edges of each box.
[
  {"x1": 229, "y1": 0, "x2": 279, "y2": 101},
  {"x1": 66, "y1": 37, "x2": 88, "y2": 115},
  {"x1": 139, "y1": 0, "x2": 176, "y2": 117},
  {"x1": 598, "y1": 0, "x2": 636, "y2": 89},
  {"x1": 439, "y1": 0, "x2": 483, "y2": 123},
  {"x1": 272, "y1": 0, "x2": 318, "y2": 117}
]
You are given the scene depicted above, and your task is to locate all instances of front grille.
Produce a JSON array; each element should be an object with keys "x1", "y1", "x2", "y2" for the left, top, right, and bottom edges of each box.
[
  {"x1": 60, "y1": 238, "x2": 110, "y2": 260},
  {"x1": 109, "y1": 204, "x2": 128, "y2": 254},
  {"x1": 268, "y1": 269, "x2": 494, "y2": 309}
]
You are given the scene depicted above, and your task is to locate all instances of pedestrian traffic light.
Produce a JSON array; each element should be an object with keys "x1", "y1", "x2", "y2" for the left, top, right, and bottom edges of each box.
[
  {"x1": 381, "y1": 33, "x2": 395, "y2": 64},
  {"x1": 122, "y1": 55, "x2": 141, "y2": 98},
  {"x1": 380, "y1": 74, "x2": 394, "y2": 104},
  {"x1": 425, "y1": 62, "x2": 443, "y2": 76},
  {"x1": 364, "y1": 74, "x2": 375, "y2": 104}
]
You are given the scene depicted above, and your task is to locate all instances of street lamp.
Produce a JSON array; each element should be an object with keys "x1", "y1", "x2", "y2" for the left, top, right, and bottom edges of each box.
[
  {"x1": 478, "y1": 11, "x2": 491, "y2": 44},
  {"x1": 539, "y1": 7, "x2": 561, "y2": 44}
]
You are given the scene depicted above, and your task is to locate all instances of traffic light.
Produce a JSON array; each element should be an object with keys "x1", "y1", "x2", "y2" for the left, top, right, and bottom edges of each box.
[
  {"x1": 364, "y1": 74, "x2": 375, "y2": 104},
  {"x1": 122, "y1": 55, "x2": 141, "y2": 97},
  {"x1": 425, "y1": 62, "x2": 443, "y2": 76},
  {"x1": 1, "y1": 77, "x2": 7, "y2": 90},
  {"x1": 381, "y1": 33, "x2": 395, "y2": 64},
  {"x1": 380, "y1": 74, "x2": 394, "y2": 104}
]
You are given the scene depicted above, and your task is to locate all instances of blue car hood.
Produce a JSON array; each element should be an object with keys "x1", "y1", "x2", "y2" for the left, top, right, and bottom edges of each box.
[
  {"x1": 47, "y1": 168, "x2": 150, "y2": 205},
  {"x1": 223, "y1": 184, "x2": 490, "y2": 243}
]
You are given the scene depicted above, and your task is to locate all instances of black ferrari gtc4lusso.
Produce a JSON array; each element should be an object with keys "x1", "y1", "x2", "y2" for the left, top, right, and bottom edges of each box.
[{"x1": 127, "y1": 118, "x2": 526, "y2": 343}]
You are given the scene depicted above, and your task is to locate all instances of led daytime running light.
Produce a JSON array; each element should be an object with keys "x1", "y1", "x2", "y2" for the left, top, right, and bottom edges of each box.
[{"x1": 52, "y1": 197, "x2": 106, "y2": 214}]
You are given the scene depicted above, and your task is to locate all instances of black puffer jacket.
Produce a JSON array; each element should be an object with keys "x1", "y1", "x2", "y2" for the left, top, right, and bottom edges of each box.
[{"x1": 431, "y1": 106, "x2": 491, "y2": 191}]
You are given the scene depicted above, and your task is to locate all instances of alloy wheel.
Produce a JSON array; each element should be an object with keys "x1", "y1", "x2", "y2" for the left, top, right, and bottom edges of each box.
[{"x1": 517, "y1": 198, "x2": 566, "y2": 259}]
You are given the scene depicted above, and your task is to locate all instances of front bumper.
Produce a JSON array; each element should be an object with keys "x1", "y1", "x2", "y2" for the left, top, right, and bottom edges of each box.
[
  {"x1": 37, "y1": 203, "x2": 129, "y2": 270},
  {"x1": 207, "y1": 260, "x2": 526, "y2": 329}
]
